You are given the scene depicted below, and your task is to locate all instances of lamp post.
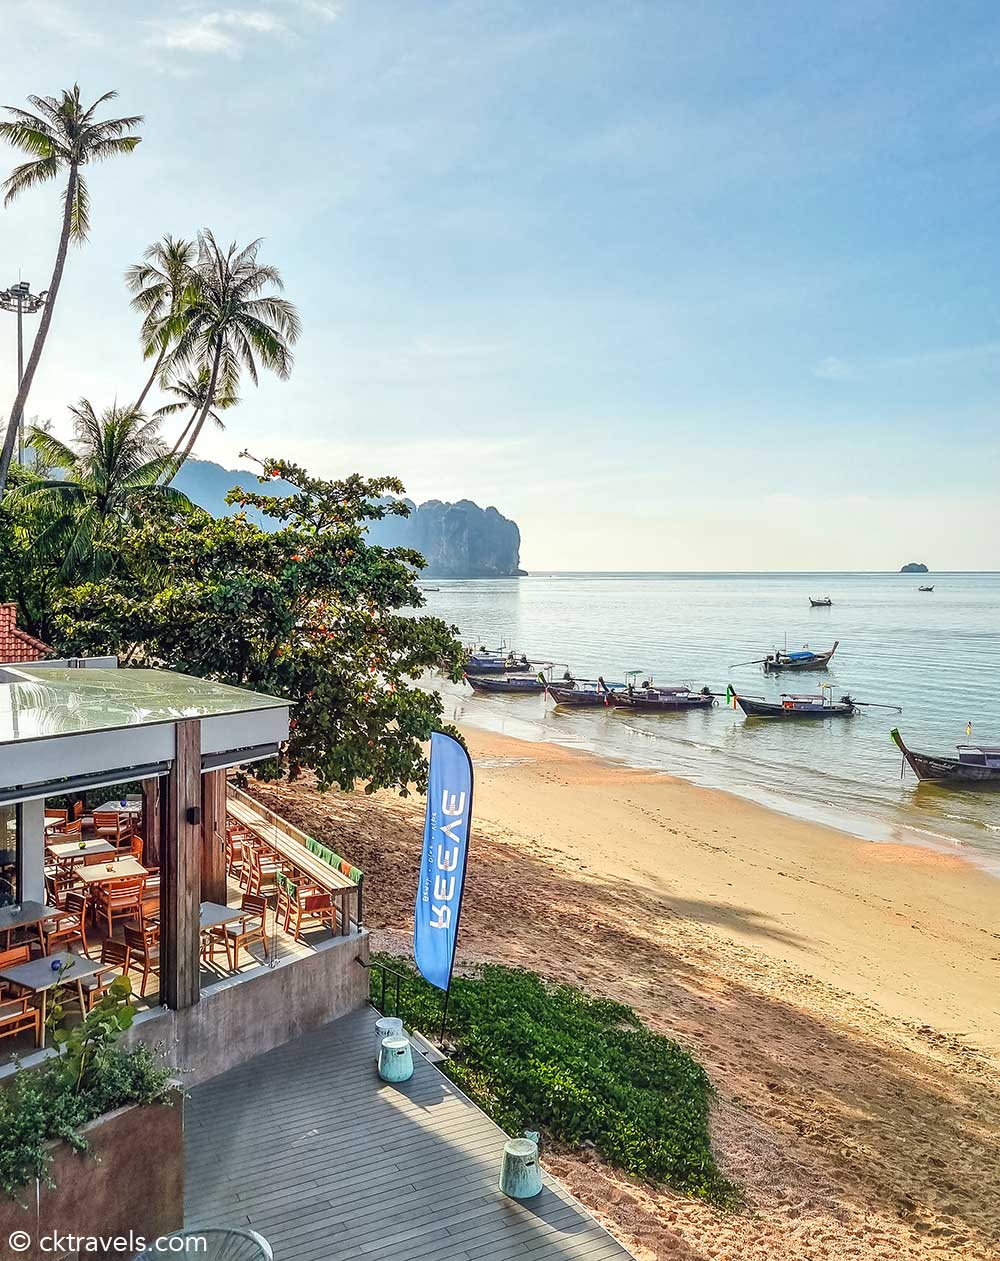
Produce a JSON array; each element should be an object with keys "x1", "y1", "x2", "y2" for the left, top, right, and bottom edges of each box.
[{"x1": 0, "y1": 281, "x2": 47, "y2": 466}]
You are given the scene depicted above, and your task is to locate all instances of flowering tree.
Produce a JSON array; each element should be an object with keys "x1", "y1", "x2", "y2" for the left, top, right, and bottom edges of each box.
[{"x1": 54, "y1": 458, "x2": 465, "y2": 793}]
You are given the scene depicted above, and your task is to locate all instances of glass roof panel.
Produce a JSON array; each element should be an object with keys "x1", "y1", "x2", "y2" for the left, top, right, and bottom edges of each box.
[{"x1": 0, "y1": 668, "x2": 288, "y2": 745}]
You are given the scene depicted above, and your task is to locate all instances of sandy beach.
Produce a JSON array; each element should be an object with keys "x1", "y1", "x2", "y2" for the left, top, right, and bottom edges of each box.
[{"x1": 250, "y1": 727, "x2": 1000, "y2": 1261}]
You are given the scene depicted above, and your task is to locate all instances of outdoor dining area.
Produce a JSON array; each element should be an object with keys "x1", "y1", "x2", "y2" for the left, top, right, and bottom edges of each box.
[{"x1": 0, "y1": 660, "x2": 342, "y2": 1064}]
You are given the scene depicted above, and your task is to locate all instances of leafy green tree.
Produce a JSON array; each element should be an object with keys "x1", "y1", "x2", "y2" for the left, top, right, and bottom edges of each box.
[
  {"x1": 21, "y1": 400, "x2": 189, "y2": 580},
  {"x1": 54, "y1": 459, "x2": 465, "y2": 793},
  {"x1": 124, "y1": 234, "x2": 196, "y2": 409},
  {"x1": 0, "y1": 85, "x2": 143, "y2": 493},
  {"x1": 158, "y1": 231, "x2": 300, "y2": 470}
]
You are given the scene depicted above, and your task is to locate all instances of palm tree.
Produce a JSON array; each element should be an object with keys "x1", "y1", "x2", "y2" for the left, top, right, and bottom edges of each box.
[
  {"x1": 0, "y1": 85, "x2": 143, "y2": 495},
  {"x1": 125, "y1": 235, "x2": 196, "y2": 409},
  {"x1": 163, "y1": 230, "x2": 300, "y2": 470},
  {"x1": 154, "y1": 366, "x2": 239, "y2": 461},
  {"x1": 22, "y1": 400, "x2": 189, "y2": 580}
]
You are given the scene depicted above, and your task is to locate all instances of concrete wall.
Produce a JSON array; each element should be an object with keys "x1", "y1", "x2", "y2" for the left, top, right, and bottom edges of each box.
[
  {"x1": 20, "y1": 798, "x2": 44, "y2": 902},
  {"x1": 125, "y1": 928, "x2": 370, "y2": 1086},
  {"x1": 0, "y1": 1093, "x2": 183, "y2": 1259}
]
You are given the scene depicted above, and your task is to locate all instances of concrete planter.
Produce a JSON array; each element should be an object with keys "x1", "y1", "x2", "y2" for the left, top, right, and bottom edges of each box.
[{"x1": 0, "y1": 1088, "x2": 183, "y2": 1259}]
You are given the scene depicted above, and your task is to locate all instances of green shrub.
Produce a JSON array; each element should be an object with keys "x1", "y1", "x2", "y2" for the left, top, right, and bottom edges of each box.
[
  {"x1": 0, "y1": 973, "x2": 174, "y2": 1199},
  {"x1": 373, "y1": 957, "x2": 739, "y2": 1207}
]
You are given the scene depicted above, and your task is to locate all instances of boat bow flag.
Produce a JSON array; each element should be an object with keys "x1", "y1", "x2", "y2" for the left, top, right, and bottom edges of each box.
[{"x1": 414, "y1": 731, "x2": 474, "y2": 991}]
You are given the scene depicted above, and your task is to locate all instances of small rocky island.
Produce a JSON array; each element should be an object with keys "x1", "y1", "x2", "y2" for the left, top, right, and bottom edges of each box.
[{"x1": 900, "y1": 562, "x2": 929, "y2": 573}]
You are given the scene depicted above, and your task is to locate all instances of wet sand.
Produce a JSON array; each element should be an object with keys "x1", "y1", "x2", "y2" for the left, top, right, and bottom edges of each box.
[{"x1": 250, "y1": 727, "x2": 1000, "y2": 1260}]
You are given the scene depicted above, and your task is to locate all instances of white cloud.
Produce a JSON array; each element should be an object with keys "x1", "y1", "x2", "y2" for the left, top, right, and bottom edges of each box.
[
  {"x1": 814, "y1": 356, "x2": 852, "y2": 381},
  {"x1": 147, "y1": 10, "x2": 286, "y2": 59}
]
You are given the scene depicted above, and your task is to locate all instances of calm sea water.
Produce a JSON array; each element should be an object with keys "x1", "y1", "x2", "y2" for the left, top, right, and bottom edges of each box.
[{"x1": 418, "y1": 573, "x2": 1000, "y2": 873}]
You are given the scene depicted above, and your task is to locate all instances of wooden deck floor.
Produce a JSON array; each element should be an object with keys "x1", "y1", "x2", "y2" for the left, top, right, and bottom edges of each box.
[{"x1": 185, "y1": 1008, "x2": 634, "y2": 1260}]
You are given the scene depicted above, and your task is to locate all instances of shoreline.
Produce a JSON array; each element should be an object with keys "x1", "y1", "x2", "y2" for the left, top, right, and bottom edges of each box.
[
  {"x1": 453, "y1": 726, "x2": 1000, "y2": 1052},
  {"x1": 250, "y1": 724, "x2": 1000, "y2": 1260},
  {"x1": 443, "y1": 690, "x2": 1000, "y2": 880}
]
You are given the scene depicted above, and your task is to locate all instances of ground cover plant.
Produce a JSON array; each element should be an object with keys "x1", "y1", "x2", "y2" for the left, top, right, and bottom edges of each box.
[{"x1": 375, "y1": 957, "x2": 739, "y2": 1207}]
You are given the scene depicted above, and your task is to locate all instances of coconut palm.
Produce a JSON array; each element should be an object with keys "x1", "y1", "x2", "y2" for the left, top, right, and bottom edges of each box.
[
  {"x1": 0, "y1": 85, "x2": 143, "y2": 494},
  {"x1": 154, "y1": 366, "x2": 239, "y2": 461},
  {"x1": 162, "y1": 230, "x2": 300, "y2": 470},
  {"x1": 22, "y1": 400, "x2": 189, "y2": 581},
  {"x1": 125, "y1": 235, "x2": 196, "y2": 409}
]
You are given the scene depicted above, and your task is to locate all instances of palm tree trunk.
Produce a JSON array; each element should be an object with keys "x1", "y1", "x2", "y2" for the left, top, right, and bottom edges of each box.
[
  {"x1": 168, "y1": 406, "x2": 199, "y2": 459},
  {"x1": 0, "y1": 166, "x2": 78, "y2": 496},
  {"x1": 133, "y1": 340, "x2": 168, "y2": 410},
  {"x1": 173, "y1": 339, "x2": 222, "y2": 473}
]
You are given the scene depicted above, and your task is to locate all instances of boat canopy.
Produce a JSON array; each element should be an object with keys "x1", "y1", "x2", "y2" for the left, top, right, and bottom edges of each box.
[
  {"x1": 785, "y1": 650, "x2": 817, "y2": 660},
  {"x1": 958, "y1": 745, "x2": 1000, "y2": 766}
]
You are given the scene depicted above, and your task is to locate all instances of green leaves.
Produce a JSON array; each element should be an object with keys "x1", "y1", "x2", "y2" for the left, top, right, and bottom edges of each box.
[
  {"x1": 373, "y1": 958, "x2": 741, "y2": 1208},
  {"x1": 53, "y1": 460, "x2": 466, "y2": 793}
]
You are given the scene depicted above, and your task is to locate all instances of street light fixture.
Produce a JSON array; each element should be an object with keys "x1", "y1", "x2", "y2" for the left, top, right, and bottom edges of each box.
[{"x1": 0, "y1": 280, "x2": 48, "y2": 466}]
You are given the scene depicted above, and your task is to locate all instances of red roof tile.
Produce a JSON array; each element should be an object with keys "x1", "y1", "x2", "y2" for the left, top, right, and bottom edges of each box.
[{"x1": 0, "y1": 604, "x2": 50, "y2": 664}]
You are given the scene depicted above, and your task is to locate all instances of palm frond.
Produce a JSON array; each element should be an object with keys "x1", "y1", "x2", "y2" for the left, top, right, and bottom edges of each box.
[
  {"x1": 2, "y1": 155, "x2": 59, "y2": 205},
  {"x1": 70, "y1": 172, "x2": 90, "y2": 240}
]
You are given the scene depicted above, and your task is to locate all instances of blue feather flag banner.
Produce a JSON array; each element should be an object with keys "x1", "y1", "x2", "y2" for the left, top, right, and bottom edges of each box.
[{"x1": 414, "y1": 731, "x2": 474, "y2": 991}]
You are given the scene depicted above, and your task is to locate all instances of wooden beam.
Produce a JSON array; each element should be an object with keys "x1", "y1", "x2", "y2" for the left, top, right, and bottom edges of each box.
[
  {"x1": 141, "y1": 777, "x2": 164, "y2": 868},
  {"x1": 200, "y1": 769, "x2": 228, "y2": 905},
  {"x1": 163, "y1": 719, "x2": 202, "y2": 1011}
]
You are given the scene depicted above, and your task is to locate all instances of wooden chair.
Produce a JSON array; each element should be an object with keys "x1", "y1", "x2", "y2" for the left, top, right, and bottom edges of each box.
[
  {"x1": 210, "y1": 894, "x2": 269, "y2": 970},
  {"x1": 44, "y1": 808, "x2": 69, "y2": 829},
  {"x1": 92, "y1": 876, "x2": 145, "y2": 938},
  {"x1": 140, "y1": 868, "x2": 160, "y2": 923},
  {"x1": 49, "y1": 818, "x2": 83, "y2": 839},
  {"x1": 93, "y1": 812, "x2": 131, "y2": 845},
  {"x1": 278, "y1": 874, "x2": 337, "y2": 942},
  {"x1": 82, "y1": 940, "x2": 131, "y2": 1010},
  {"x1": 42, "y1": 892, "x2": 89, "y2": 957},
  {"x1": 83, "y1": 850, "x2": 111, "y2": 866},
  {"x1": 0, "y1": 944, "x2": 31, "y2": 1000},
  {"x1": 123, "y1": 923, "x2": 159, "y2": 998},
  {"x1": 129, "y1": 833, "x2": 145, "y2": 862},
  {"x1": 44, "y1": 859, "x2": 80, "y2": 909},
  {"x1": 243, "y1": 843, "x2": 284, "y2": 898},
  {"x1": 0, "y1": 997, "x2": 41, "y2": 1047}
]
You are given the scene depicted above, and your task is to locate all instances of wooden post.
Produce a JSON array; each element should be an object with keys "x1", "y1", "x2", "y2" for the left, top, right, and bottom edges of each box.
[
  {"x1": 141, "y1": 777, "x2": 165, "y2": 868},
  {"x1": 200, "y1": 769, "x2": 227, "y2": 905},
  {"x1": 163, "y1": 719, "x2": 202, "y2": 1011}
]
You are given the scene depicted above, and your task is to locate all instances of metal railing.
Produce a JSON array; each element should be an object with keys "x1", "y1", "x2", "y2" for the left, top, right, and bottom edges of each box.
[{"x1": 356, "y1": 957, "x2": 410, "y2": 1020}]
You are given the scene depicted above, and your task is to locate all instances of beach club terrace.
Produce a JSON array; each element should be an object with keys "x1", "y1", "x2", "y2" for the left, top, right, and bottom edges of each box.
[{"x1": 0, "y1": 659, "x2": 369, "y2": 1080}]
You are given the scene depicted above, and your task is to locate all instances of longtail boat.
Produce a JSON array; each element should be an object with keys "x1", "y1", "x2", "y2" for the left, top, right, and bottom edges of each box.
[
  {"x1": 891, "y1": 729, "x2": 1000, "y2": 785},
  {"x1": 809, "y1": 596, "x2": 832, "y2": 607},
  {"x1": 762, "y1": 640, "x2": 839, "y2": 673},
  {"x1": 465, "y1": 647, "x2": 531, "y2": 675},
  {"x1": 544, "y1": 675, "x2": 625, "y2": 707},
  {"x1": 735, "y1": 690, "x2": 857, "y2": 719},
  {"x1": 611, "y1": 676, "x2": 715, "y2": 711},
  {"x1": 464, "y1": 672, "x2": 545, "y2": 695}
]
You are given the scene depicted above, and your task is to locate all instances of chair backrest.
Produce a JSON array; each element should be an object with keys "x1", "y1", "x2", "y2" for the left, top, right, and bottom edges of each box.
[
  {"x1": 93, "y1": 811, "x2": 125, "y2": 834},
  {"x1": 130, "y1": 834, "x2": 144, "y2": 860},
  {"x1": 64, "y1": 891, "x2": 87, "y2": 916},
  {"x1": 45, "y1": 808, "x2": 68, "y2": 823},
  {"x1": 0, "y1": 944, "x2": 30, "y2": 969},
  {"x1": 84, "y1": 851, "x2": 109, "y2": 865},
  {"x1": 105, "y1": 877, "x2": 145, "y2": 899},
  {"x1": 50, "y1": 818, "x2": 82, "y2": 837},
  {"x1": 100, "y1": 939, "x2": 130, "y2": 968},
  {"x1": 242, "y1": 893, "x2": 267, "y2": 919},
  {"x1": 123, "y1": 923, "x2": 156, "y2": 957},
  {"x1": 73, "y1": 800, "x2": 85, "y2": 820}
]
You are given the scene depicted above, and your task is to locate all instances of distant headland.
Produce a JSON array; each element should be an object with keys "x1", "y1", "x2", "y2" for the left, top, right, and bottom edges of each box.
[
  {"x1": 899, "y1": 562, "x2": 929, "y2": 573},
  {"x1": 173, "y1": 458, "x2": 525, "y2": 578}
]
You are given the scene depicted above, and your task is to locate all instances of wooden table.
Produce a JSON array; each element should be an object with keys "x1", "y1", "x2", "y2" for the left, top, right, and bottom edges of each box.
[
  {"x1": 199, "y1": 902, "x2": 244, "y2": 969},
  {"x1": 92, "y1": 797, "x2": 142, "y2": 816},
  {"x1": 226, "y1": 797, "x2": 357, "y2": 934},
  {"x1": 48, "y1": 838, "x2": 116, "y2": 861},
  {"x1": 0, "y1": 900, "x2": 53, "y2": 952},
  {"x1": 0, "y1": 950, "x2": 105, "y2": 1045},
  {"x1": 75, "y1": 857, "x2": 149, "y2": 887}
]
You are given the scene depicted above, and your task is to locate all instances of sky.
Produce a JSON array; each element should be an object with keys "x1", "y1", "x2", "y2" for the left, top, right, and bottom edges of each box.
[{"x1": 1, "y1": 0, "x2": 999, "y2": 570}]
